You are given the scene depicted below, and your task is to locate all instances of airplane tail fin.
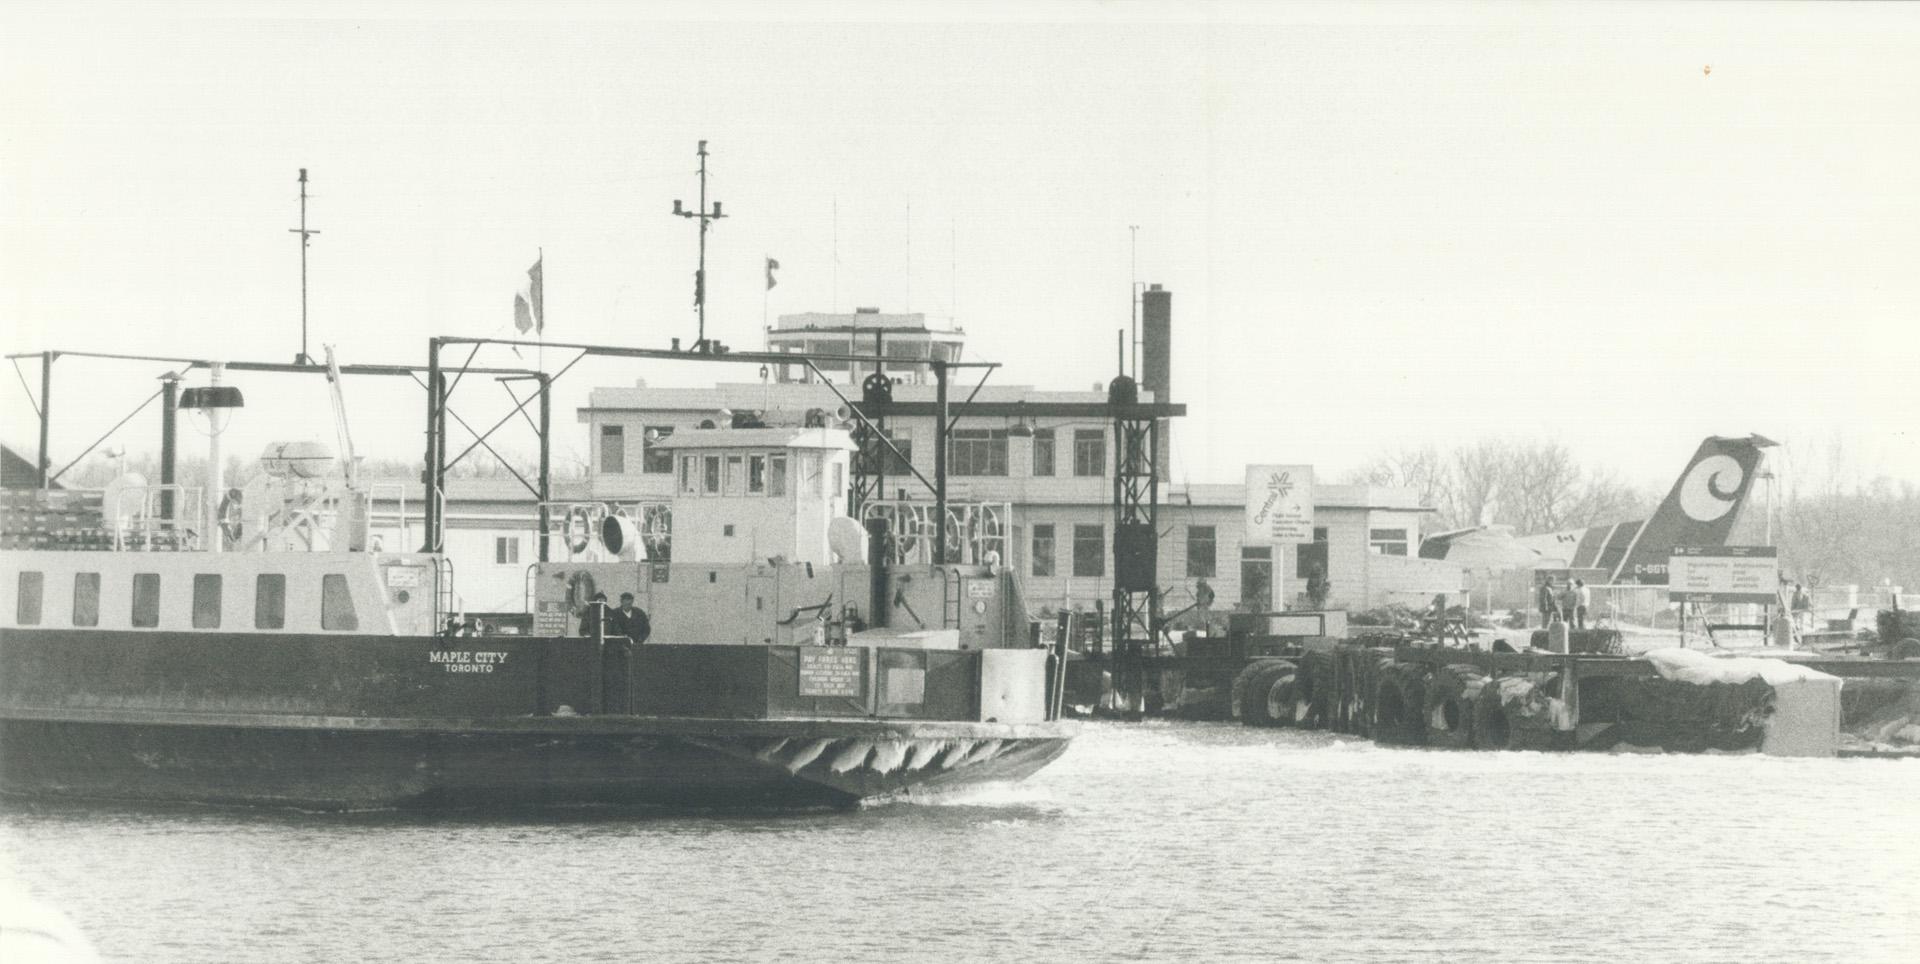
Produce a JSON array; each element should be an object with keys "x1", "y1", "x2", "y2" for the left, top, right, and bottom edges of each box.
[{"x1": 1611, "y1": 434, "x2": 1775, "y2": 584}]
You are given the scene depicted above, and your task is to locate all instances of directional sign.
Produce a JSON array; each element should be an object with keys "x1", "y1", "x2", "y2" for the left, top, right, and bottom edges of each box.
[{"x1": 1667, "y1": 546, "x2": 1779, "y2": 603}]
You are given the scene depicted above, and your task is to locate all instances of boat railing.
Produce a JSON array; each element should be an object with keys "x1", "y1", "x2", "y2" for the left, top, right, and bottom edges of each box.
[
  {"x1": 364, "y1": 480, "x2": 412, "y2": 550},
  {"x1": 106, "y1": 483, "x2": 208, "y2": 552},
  {"x1": 861, "y1": 499, "x2": 1010, "y2": 566}
]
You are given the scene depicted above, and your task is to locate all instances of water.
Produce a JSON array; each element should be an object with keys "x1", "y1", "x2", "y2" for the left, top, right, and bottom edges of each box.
[{"x1": 4, "y1": 722, "x2": 1917, "y2": 963}]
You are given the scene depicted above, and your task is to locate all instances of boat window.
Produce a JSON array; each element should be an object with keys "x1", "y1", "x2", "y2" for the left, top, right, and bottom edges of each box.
[
  {"x1": 725, "y1": 455, "x2": 742, "y2": 495},
  {"x1": 321, "y1": 574, "x2": 358, "y2": 631},
  {"x1": 748, "y1": 454, "x2": 766, "y2": 494},
  {"x1": 16, "y1": 571, "x2": 43, "y2": 625},
  {"x1": 769, "y1": 454, "x2": 787, "y2": 497},
  {"x1": 679, "y1": 455, "x2": 698, "y2": 495},
  {"x1": 131, "y1": 573, "x2": 161, "y2": 628},
  {"x1": 72, "y1": 572, "x2": 100, "y2": 627},
  {"x1": 256, "y1": 574, "x2": 286, "y2": 629},
  {"x1": 702, "y1": 455, "x2": 721, "y2": 494},
  {"x1": 192, "y1": 574, "x2": 222, "y2": 629}
]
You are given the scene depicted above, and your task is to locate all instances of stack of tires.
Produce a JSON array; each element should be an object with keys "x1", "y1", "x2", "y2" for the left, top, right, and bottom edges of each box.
[
  {"x1": 1471, "y1": 675, "x2": 1562, "y2": 750},
  {"x1": 1421, "y1": 663, "x2": 1488, "y2": 749},
  {"x1": 1371, "y1": 662, "x2": 1429, "y2": 746},
  {"x1": 1232, "y1": 659, "x2": 1297, "y2": 727}
]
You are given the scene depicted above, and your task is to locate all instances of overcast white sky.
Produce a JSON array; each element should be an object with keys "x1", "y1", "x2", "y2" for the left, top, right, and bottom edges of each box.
[{"x1": 4, "y1": 1, "x2": 1916, "y2": 495}]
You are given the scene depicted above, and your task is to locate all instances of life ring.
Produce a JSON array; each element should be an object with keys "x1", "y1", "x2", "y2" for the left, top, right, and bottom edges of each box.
[
  {"x1": 565, "y1": 505, "x2": 593, "y2": 555},
  {"x1": 217, "y1": 487, "x2": 244, "y2": 546}
]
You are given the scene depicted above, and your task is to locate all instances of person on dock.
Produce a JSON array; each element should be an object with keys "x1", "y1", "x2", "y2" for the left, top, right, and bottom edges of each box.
[
  {"x1": 1791, "y1": 582, "x2": 1812, "y2": 631},
  {"x1": 609, "y1": 591, "x2": 651, "y2": 644},
  {"x1": 1573, "y1": 579, "x2": 1591, "y2": 631},
  {"x1": 1559, "y1": 581, "x2": 1581, "y2": 631},
  {"x1": 1538, "y1": 579, "x2": 1561, "y2": 627}
]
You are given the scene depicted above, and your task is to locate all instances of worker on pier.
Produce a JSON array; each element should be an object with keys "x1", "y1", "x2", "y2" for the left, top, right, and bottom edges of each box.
[
  {"x1": 1573, "y1": 579, "x2": 1591, "y2": 631},
  {"x1": 1538, "y1": 579, "x2": 1562, "y2": 627}
]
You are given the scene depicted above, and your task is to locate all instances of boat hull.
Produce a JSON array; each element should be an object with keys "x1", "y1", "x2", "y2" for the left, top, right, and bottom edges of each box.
[{"x1": 0, "y1": 710, "x2": 1074, "y2": 810}]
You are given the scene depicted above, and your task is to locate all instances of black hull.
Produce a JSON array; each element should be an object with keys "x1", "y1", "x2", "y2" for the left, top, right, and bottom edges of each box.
[{"x1": 0, "y1": 711, "x2": 1074, "y2": 810}]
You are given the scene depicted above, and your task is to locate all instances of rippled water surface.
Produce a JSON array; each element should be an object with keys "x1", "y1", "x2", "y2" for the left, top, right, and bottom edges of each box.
[{"x1": 4, "y1": 722, "x2": 1917, "y2": 962}]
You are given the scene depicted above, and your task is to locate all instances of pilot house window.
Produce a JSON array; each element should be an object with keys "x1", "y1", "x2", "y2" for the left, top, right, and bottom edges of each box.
[{"x1": 321, "y1": 574, "x2": 358, "y2": 631}]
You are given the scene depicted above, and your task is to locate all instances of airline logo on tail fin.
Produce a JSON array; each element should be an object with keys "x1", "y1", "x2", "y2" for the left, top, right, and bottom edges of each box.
[{"x1": 1612, "y1": 434, "x2": 1774, "y2": 584}]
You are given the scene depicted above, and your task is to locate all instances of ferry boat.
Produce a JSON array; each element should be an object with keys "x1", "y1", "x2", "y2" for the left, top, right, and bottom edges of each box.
[{"x1": 0, "y1": 351, "x2": 1075, "y2": 810}]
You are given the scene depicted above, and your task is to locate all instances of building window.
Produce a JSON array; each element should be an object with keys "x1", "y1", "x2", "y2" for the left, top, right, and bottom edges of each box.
[
  {"x1": 703, "y1": 455, "x2": 721, "y2": 494},
  {"x1": 495, "y1": 537, "x2": 520, "y2": 565},
  {"x1": 725, "y1": 455, "x2": 743, "y2": 494},
  {"x1": 642, "y1": 426, "x2": 675, "y2": 473},
  {"x1": 256, "y1": 574, "x2": 286, "y2": 629},
  {"x1": 16, "y1": 571, "x2": 42, "y2": 625},
  {"x1": 72, "y1": 572, "x2": 99, "y2": 627},
  {"x1": 749, "y1": 454, "x2": 766, "y2": 494},
  {"x1": 1031, "y1": 429, "x2": 1056, "y2": 477},
  {"x1": 1296, "y1": 528, "x2": 1330, "y2": 582},
  {"x1": 131, "y1": 573, "x2": 161, "y2": 628},
  {"x1": 679, "y1": 455, "x2": 698, "y2": 494},
  {"x1": 951, "y1": 429, "x2": 1008, "y2": 476},
  {"x1": 1187, "y1": 525, "x2": 1217, "y2": 578},
  {"x1": 1241, "y1": 546, "x2": 1273, "y2": 611},
  {"x1": 769, "y1": 454, "x2": 788, "y2": 496},
  {"x1": 192, "y1": 574, "x2": 222, "y2": 629},
  {"x1": 1031, "y1": 524, "x2": 1056, "y2": 577},
  {"x1": 599, "y1": 424, "x2": 625, "y2": 474},
  {"x1": 861, "y1": 427, "x2": 914, "y2": 476},
  {"x1": 1369, "y1": 528, "x2": 1409, "y2": 556},
  {"x1": 321, "y1": 574, "x2": 358, "y2": 631},
  {"x1": 1073, "y1": 429, "x2": 1105, "y2": 477},
  {"x1": 1072, "y1": 524, "x2": 1104, "y2": 577}
]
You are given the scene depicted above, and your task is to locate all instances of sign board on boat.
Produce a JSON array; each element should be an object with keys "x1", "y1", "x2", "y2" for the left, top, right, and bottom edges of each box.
[
  {"x1": 1244, "y1": 465, "x2": 1313, "y2": 544},
  {"x1": 1667, "y1": 546, "x2": 1779, "y2": 604},
  {"x1": 797, "y1": 647, "x2": 863, "y2": 698}
]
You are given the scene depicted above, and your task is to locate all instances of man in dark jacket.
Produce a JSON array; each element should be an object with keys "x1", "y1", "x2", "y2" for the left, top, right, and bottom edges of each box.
[{"x1": 608, "y1": 592, "x2": 652, "y2": 644}]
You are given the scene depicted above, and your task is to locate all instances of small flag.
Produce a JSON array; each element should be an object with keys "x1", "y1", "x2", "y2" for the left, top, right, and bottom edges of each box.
[
  {"x1": 765, "y1": 256, "x2": 780, "y2": 290},
  {"x1": 513, "y1": 256, "x2": 544, "y2": 334}
]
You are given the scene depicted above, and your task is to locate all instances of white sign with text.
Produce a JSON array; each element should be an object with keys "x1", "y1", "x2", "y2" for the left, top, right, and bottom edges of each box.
[{"x1": 1245, "y1": 464, "x2": 1314, "y2": 545}]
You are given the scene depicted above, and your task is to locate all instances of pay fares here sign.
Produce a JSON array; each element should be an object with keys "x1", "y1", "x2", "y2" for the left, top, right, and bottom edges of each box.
[
  {"x1": 1667, "y1": 546, "x2": 1779, "y2": 604},
  {"x1": 1245, "y1": 465, "x2": 1313, "y2": 545}
]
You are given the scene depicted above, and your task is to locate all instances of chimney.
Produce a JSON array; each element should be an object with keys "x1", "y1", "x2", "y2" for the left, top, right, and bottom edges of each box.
[{"x1": 1141, "y1": 284, "x2": 1172, "y2": 474}]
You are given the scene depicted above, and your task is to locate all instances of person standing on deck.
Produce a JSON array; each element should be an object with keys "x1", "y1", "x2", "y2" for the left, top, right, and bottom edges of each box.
[
  {"x1": 1791, "y1": 583, "x2": 1813, "y2": 631},
  {"x1": 1573, "y1": 579, "x2": 1591, "y2": 631},
  {"x1": 579, "y1": 592, "x2": 611, "y2": 637},
  {"x1": 1558, "y1": 581, "x2": 1580, "y2": 631},
  {"x1": 609, "y1": 592, "x2": 652, "y2": 644}
]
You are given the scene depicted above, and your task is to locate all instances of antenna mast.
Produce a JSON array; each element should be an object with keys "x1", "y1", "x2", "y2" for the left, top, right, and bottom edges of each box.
[
  {"x1": 673, "y1": 141, "x2": 726, "y2": 352},
  {"x1": 288, "y1": 169, "x2": 321, "y2": 365}
]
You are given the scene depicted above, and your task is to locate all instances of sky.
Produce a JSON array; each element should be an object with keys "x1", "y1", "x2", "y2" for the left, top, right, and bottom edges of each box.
[{"x1": 4, "y1": 1, "x2": 1917, "y2": 498}]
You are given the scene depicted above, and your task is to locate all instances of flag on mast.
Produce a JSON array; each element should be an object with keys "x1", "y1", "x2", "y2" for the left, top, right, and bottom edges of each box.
[
  {"x1": 765, "y1": 256, "x2": 780, "y2": 290},
  {"x1": 513, "y1": 256, "x2": 544, "y2": 334}
]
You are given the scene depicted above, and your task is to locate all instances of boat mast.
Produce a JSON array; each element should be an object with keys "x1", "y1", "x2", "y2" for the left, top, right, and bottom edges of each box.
[
  {"x1": 288, "y1": 168, "x2": 321, "y2": 366},
  {"x1": 673, "y1": 141, "x2": 725, "y2": 352}
]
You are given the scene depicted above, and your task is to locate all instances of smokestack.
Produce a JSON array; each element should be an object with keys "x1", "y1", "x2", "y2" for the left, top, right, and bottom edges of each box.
[{"x1": 1141, "y1": 284, "x2": 1171, "y2": 474}]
